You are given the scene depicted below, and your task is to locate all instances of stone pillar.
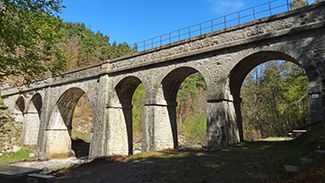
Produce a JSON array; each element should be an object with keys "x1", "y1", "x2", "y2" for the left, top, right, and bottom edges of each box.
[
  {"x1": 143, "y1": 101, "x2": 176, "y2": 152},
  {"x1": 44, "y1": 108, "x2": 73, "y2": 159},
  {"x1": 233, "y1": 97, "x2": 244, "y2": 141},
  {"x1": 22, "y1": 111, "x2": 40, "y2": 145},
  {"x1": 36, "y1": 87, "x2": 51, "y2": 160},
  {"x1": 105, "y1": 104, "x2": 131, "y2": 156},
  {"x1": 308, "y1": 80, "x2": 325, "y2": 124},
  {"x1": 12, "y1": 110, "x2": 24, "y2": 123},
  {"x1": 87, "y1": 74, "x2": 110, "y2": 158},
  {"x1": 206, "y1": 99, "x2": 240, "y2": 149}
]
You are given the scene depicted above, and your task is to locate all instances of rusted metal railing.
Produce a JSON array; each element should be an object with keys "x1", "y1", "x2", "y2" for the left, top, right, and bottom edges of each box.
[{"x1": 131, "y1": 0, "x2": 311, "y2": 52}]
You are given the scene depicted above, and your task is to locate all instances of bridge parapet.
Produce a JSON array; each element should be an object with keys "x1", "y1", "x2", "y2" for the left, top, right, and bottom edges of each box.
[{"x1": 107, "y1": 2, "x2": 325, "y2": 72}]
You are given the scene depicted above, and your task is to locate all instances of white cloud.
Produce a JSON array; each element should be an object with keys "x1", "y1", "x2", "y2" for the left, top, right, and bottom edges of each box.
[{"x1": 208, "y1": 0, "x2": 246, "y2": 15}]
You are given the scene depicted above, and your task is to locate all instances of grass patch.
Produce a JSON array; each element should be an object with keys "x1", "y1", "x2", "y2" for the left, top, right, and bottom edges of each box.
[
  {"x1": 71, "y1": 130, "x2": 91, "y2": 142},
  {"x1": 180, "y1": 115, "x2": 206, "y2": 145},
  {"x1": 0, "y1": 146, "x2": 36, "y2": 165},
  {"x1": 260, "y1": 136, "x2": 294, "y2": 141}
]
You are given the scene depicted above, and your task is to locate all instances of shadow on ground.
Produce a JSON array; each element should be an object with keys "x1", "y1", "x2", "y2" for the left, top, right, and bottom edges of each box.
[{"x1": 52, "y1": 129, "x2": 325, "y2": 183}]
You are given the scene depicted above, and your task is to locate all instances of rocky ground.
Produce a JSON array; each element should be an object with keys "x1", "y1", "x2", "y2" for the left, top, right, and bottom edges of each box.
[
  {"x1": 50, "y1": 144, "x2": 324, "y2": 183},
  {"x1": 14, "y1": 157, "x2": 90, "y2": 174},
  {"x1": 13, "y1": 129, "x2": 322, "y2": 183},
  {"x1": 3, "y1": 126, "x2": 324, "y2": 183}
]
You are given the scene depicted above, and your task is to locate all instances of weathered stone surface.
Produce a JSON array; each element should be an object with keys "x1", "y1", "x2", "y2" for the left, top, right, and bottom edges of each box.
[{"x1": 0, "y1": 2, "x2": 324, "y2": 159}]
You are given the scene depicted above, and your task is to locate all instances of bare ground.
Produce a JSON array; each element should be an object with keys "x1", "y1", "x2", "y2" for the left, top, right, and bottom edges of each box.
[{"x1": 51, "y1": 135, "x2": 325, "y2": 183}]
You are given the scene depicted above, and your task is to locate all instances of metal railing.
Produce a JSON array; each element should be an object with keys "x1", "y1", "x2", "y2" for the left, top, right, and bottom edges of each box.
[{"x1": 130, "y1": 0, "x2": 312, "y2": 52}]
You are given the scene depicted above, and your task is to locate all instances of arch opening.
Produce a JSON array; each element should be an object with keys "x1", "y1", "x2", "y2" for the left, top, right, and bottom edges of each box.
[
  {"x1": 24, "y1": 93, "x2": 42, "y2": 145},
  {"x1": 45, "y1": 88, "x2": 94, "y2": 159},
  {"x1": 14, "y1": 96, "x2": 25, "y2": 123},
  {"x1": 71, "y1": 94, "x2": 93, "y2": 157},
  {"x1": 229, "y1": 51, "x2": 310, "y2": 141},
  {"x1": 114, "y1": 76, "x2": 144, "y2": 155},
  {"x1": 161, "y1": 67, "x2": 208, "y2": 148}
]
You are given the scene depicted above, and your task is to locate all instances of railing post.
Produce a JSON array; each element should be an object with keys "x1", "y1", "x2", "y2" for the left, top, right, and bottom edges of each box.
[
  {"x1": 253, "y1": 8, "x2": 256, "y2": 20},
  {"x1": 268, "y1": 2, "x2": 272, "y2": 15},
  {"x1": 188, "y1": 27, "x2": 191, "y2": 39},
  {"x1": 211, "y1": 19, "x2": 214, "y2": 32},
  {"x1": 169, "y1": 33, "x2": 171, "y2": 44},
  {"x1": 224, "y1": 16, "x2": 227, "y2": 28},
  {"x1": 143, "y1": 41, "x2": 145, "y2": 51},
  {"x1": 151, "y1": 39, "x2": 153, "y2": 49},
  {"x1": 160, "y1": 36, "x2": 162, "y2": 47},
  {"x1": 286, "y1": 0, "x2": 290, "y2": 11},
  {"x1": 178, "y1": 30, "x2": 181, "y2": 41},
  {"x1": 237, "y1": 12, "x2": 240, "y2": 25},
  {"x1": 199, "y1": 24, "x2": 202, "y2": 35}
]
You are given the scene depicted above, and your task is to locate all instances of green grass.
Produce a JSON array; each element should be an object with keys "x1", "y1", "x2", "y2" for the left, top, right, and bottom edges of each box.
[
  {"x1": 71, "y1": 129, "x2": 92, "y2": 142},
  {"x1": 180, "y1": 115, "x2": 206, "y2": 145},
  {"x1": 260, "y1": 136, "x2": 294, "y2": 141},
  {"x1": 0, "y1": 146, "x2": 36, "y2": 165}
]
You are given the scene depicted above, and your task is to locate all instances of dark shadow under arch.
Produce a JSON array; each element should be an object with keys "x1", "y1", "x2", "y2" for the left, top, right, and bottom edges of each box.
[
  {"x1": 28, "y1": 93, "x2": 42, "y2": 116},
  {"x1": 115, "y1": 76, "x2": 144, "y2": 155},
  {"x1": 15, "y1": 96, "x2": 25, "y2": 114}
]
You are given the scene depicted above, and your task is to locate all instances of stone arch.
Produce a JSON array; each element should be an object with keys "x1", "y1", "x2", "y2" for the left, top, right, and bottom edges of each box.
[
  {"x1": 115, "y1": 76, "x2": 143, "y2": 106},
  {"x1": 228, "y1": 50, "x2": 316, "y2": 140},
  {"x1": 106, "y1": 76, "x2": 147, "y2": 155},
  {"x1": 45, "y1": 87, "x2": 94, "y2": 159},
  {"x1": 229, "y1": 51, "x2": 302, "y2": 98},
  {"x1": 27, "y1": 93, "x2": 42, "y2": 115},
  {"x1": 153, "y1": 66, "x2": 208, "y2": 148},
  {"x1": 13, "y1": 96, "x2": 25, "y2": 123},
  {"x1": 153, "y1": 64, "x2": 213, "y2": 102},
  {"x1": 23, "y1": 93, "x2": 42, "y2": 145}
]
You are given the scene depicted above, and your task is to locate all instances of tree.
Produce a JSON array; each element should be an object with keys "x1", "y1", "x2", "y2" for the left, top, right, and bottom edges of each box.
[
  {"x1": 290, "y1": 0, "x2": 308, "y2": 9},
  {"x1": 0, "y1": 0, "x2": 67, "y2": 83},
  {"x1": 241, "y1": 61, "x2": 310, "y2": 140}
]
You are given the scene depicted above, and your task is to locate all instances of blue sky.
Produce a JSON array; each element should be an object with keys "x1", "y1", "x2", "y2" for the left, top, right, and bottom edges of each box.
[{"x1": 61, "y1": 0, "x2": 315, "y2": 46}]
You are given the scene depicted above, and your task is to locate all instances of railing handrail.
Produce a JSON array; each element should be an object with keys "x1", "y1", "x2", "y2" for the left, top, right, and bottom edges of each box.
[{"x1": 130, "y1": 0, "x2": 312, "y2": 52}]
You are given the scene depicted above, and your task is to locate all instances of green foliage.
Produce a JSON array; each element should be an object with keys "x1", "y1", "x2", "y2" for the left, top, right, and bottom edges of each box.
[
  {"x1": 290, "y1": 0, "x2": 308, "y2": 9},
  {"x1": 71, "y1": 129, "x2": 92, "y2": 143},
  {"x1": 0, "y1": 0, "x2": 67, "y2": 82},
  {"x1": 0, "y1": 97, "x2": 21, "y2": 150},
  {"x1": 130, "y1": 74, "x2": 208, "y2": 146},
  {"x1": 132, "y1": 84, "x2": 146, "y2": 139},
  {"x1": 177, "y1": 74, "x2": 207, "y2": 145},
  {"x1": 177, "y1": 73, "x2": 207, "y2": 121},
  {"x1": 0, "y1": 146, "x2": 36, "y2": 164},
  {"x1": 1, "y1": 0, "x2": 136, "y2": 82},
  {"x1": 241, "y1": 61, "x2": 310, "y2": 139},
  {"x1": 180, "y1": 115, "x2": 206, "y2": 145}
]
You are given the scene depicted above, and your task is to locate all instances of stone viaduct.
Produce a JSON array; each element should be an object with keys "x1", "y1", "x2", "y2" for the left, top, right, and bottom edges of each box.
[{"x1": 1, "y1": 2, "x2": 325, "y2": 159}]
